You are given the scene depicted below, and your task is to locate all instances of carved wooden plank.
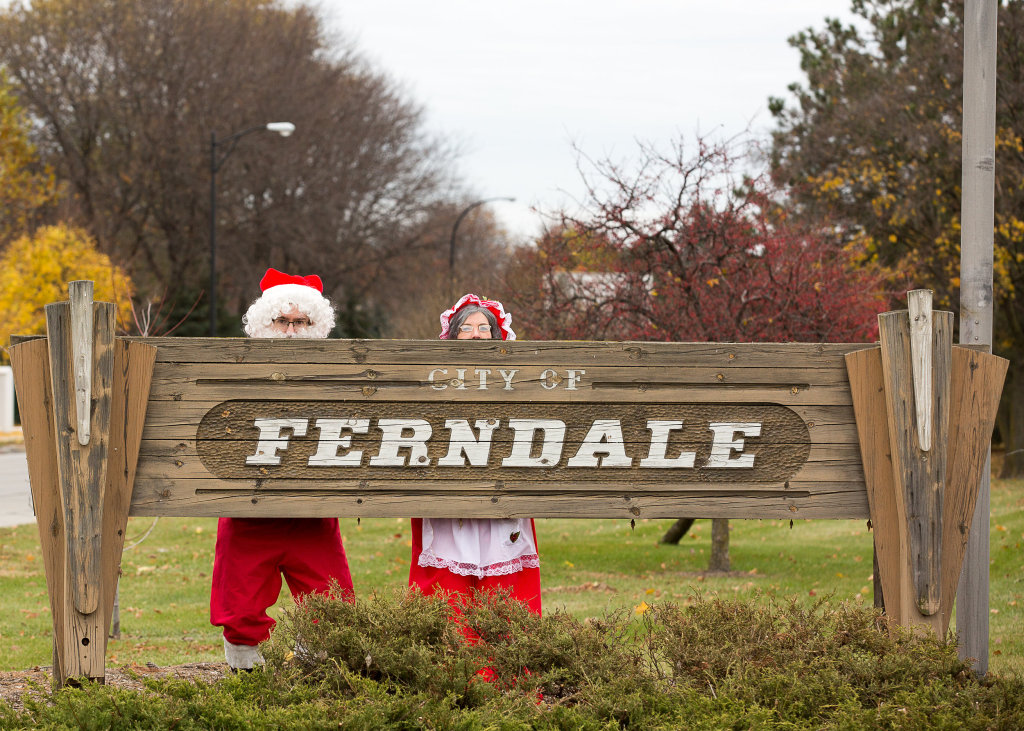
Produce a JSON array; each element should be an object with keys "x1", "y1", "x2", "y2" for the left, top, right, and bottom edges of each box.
[
  {"x1": 908, "y1": 290, "x2": 933, "y2": 451},
  {"x1": 144, "y1": 385, "x2": 854, "y2": 409},
  {"x1": 45, "y1": 300, "x2": 115, "y2": 679},
  {"x1": 940, "y1": 347, "x2": 1007, "y2": 631},
  {"x1": 845, "y1": 345, "x2": 903, "y2": 622},
  {"x1": 8, "y1": 338, "x2": 67, "y2": 682},
  {"x1": 145, "y1": 361, "x2": 859, "y2": 386},
  {"x1": 127, "y1": 487, "x2": 869, "y2": 520},
  {"x1": 102, "y1": 341, "x2": 157, "y2": 652},
  {"x1": 879, "y1": 310, "x2": 952, "y2": 617},
  {"x1": 135, "y1": 337, "x2": 871, "y2": 367}
]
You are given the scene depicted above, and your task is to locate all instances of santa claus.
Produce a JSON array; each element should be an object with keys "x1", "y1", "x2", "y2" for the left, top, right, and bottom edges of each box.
[{"x1": 210, "y1": 268, "x2": 354, "y2": 671}]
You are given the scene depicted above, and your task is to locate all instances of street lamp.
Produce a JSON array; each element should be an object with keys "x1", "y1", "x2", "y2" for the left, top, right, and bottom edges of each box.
[
  {"x1": 209, "y1": 122, "x2": 295, "y2": 336},
  {"x1": 448, "y1": 197, "x2": 515, "y2": 303}
]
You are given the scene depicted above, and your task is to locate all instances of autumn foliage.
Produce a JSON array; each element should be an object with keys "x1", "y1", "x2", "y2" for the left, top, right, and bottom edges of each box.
[
  {"x1": 769, "y1": 0, "x2": 1024, "y2": 475},
  {"x1": 0, "y1": 225, "x2": 134, "y2": 351},
  {"x1": 0, "y1": 72, "x2": 56, "y2": 247},
  {"x1": 507, "y1": 139, "x2": 892, "y2": 344}
]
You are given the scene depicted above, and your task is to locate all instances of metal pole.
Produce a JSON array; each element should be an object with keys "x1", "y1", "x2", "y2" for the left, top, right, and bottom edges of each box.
[
  {"x1": 207, "y1": 123, "x2": 293, "y2": 337},
  {"x1": 957, "y1": 0, "x2": 997, "y2": 675},
  {"x1": 209, "y1": 132, "x2": 218, "y2": 337},
  {"x1": 448, "y1": 197, "x2": 514, "y2": 303}
]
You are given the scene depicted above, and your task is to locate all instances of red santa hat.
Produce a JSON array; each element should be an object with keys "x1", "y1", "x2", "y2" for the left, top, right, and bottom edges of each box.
[
  {"x1": 242, "y1": 268, "x2": 336, "y2": 338},
  {"x1": 439, "y1": 293, "x2": 516, "y2": 341},
  {"x1": 259, "y1": 268, "x2": 324, "y2": 293}
]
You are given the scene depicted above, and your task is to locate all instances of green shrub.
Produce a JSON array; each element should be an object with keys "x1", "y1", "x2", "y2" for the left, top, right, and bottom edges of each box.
[{"x1": 3, "y1": 591, "x2": 1024, "y2": 729}]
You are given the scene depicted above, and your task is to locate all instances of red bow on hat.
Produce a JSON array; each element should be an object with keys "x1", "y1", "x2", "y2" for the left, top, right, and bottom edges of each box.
[{"x1": 259, "y1": 268, "x2": 323, "y2": 293}]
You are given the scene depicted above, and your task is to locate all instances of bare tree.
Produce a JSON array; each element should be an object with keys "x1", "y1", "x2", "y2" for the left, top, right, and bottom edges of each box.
[{"x1": 0, "y1": 0, "x2": 464, "y2": 328}]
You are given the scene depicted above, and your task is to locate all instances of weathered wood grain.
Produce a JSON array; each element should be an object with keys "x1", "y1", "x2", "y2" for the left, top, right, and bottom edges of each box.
[
  {"x1": 101, "y1": 341, "x2": 157, "y2": 654},
  {"x1": 127, "y1": 484, "x2": 869, "y2": 520},
  {"x1": 133, "y1": 337, "x2": 872, "y2": 368},
  {"x1": 45, "y1": 300, "x2": 115, "y2": 679},
  {"x1": 879, "y1": 310, "x2": 952, "y2": 617},
  {"x1": 908, "y1": 290, "x2": 934, "y2": 452},
  {"x1": 9, "y1": 338, "x2": 66, "y2": 682},
  {"x1": 124, "y1": 338, "x2": 873, "y2": 520},
  {"x1": 69, "y1": 281, "x2": 94, "y2": 446},
  {"x1": 846, "y1": 345, "x2": 903, "y2": 622},
  {"x1": 940, "y1": 347, "x2": 1007, "y2": 631}
]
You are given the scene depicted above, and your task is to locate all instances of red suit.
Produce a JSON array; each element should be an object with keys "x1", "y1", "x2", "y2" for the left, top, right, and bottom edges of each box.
[{"x1": 210, "y1": 517, "x2": 353, "y2": 648}]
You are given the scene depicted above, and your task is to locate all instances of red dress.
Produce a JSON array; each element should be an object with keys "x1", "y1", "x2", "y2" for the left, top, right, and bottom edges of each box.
[{"x1": 408, "y1": 517, "x2": 541, "y2": 616}]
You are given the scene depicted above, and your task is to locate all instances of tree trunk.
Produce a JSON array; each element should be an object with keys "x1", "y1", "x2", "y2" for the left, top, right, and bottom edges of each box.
[
  {"x1": 660, "y1": 518, "x2": 696, "y2": 544},
  {"x1": 999, "y1": 361, "x2": 1024, "y2": 478},
  {"x1": 709, "y1": 518, "x2": 730, "y2": 572}
]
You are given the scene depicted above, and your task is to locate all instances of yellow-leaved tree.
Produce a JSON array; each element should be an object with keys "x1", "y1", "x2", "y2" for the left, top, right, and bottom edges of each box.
[
  {"x1": 0, "y1": 71, "x2": 56, "y2": 246},
  {"x1": 0, "y1": 225, "x2": 134, "y2": 356}
]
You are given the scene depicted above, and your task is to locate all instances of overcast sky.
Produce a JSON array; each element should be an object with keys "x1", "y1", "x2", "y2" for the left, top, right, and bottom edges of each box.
[{"x1": 319, "y1": 1, "x2": 860, "y2": 239}]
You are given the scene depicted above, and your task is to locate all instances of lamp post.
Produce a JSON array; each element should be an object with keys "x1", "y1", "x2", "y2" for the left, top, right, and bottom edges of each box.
[
  {"x1": 209, "y1": 122, "x2": 295, "y2": 336},
  {"x1": 448, "y1": 196, "x2": 515, "y2": 303}
]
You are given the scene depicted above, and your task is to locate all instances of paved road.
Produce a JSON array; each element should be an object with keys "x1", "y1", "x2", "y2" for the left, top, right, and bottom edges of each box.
[{"x1": 0, "y1": 448, "x2": 34, "y2": 528}]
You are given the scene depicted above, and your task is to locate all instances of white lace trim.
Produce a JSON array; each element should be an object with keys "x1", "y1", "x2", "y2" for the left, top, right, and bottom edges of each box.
[{"x1": 418, "y1": 552, "x2": 540, "y2": 578}]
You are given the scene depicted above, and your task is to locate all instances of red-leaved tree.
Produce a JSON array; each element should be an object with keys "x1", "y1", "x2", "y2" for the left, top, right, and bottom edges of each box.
[
  {"x1": 509, "y1": 139, "x2": 891, "y2": 344},
  {"x1": 503, "y1": 137, "x2": 895, "y2": 568}
]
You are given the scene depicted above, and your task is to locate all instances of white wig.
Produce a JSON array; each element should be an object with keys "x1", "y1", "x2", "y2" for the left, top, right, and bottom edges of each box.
[{"x1": 242, "y1": 283, "x2": 336, "y2": 339}]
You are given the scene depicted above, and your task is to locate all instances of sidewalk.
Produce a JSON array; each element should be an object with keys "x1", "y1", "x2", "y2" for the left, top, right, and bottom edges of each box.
[{"x1": 0, "y1": 440, "x2": 33, "y2": 528}]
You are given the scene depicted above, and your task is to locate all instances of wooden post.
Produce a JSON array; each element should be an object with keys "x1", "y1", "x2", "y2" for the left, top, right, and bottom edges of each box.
[
  {"x1": 941, "y1": 348, "x2": 1006, "y2": 632},
  {"x1": 958, "y1": 0, "x2": 998, "y2": 674},
  {"x1": 9, "y1": 338, "x2": 67, "y2": 682},
  {"x1": 846, "y1": 346, "x2": 904, "y2": 623},
  {"x1": 847, "y1": 292, "x2": 1006, "y2": 639},
  {"x1": 101, "y1": 338, "x2": 157, "y2": 656},
  {"x1": 45, "y1": 283, "x2": 114, "y2": 680},
  {"x1": 878, "y1": 300, "x2": 951, "y2": 622},
  {"x1": 10, "y1": 283, "x2": 156, "y2": 685}
]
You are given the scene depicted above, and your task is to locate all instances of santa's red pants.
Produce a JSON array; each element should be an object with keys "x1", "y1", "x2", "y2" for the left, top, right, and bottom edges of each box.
[
  {"x1": 408, "y1": 518, "x2": 542, "y2": 617},
  {"x1": 210, "y1": 517, "x2": 353, "y2": 646}
]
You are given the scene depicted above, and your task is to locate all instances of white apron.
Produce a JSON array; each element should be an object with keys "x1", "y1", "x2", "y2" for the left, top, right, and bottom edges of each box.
[{"x1": 417, "y1": 518, "x2": 540, "y2": 578}]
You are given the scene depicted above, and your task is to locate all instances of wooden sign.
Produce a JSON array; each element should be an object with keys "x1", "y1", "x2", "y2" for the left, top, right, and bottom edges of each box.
[
  {"x1": 129, "y1": 338, "x2": 866, "y2": 520},
  {"x1": 8, "y1": 285, "x2": 1008, "y2": 685}
]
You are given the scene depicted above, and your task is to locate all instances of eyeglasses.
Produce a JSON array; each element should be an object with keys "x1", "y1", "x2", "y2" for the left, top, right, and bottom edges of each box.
[
  {"x1": 458, "y1": 323, "x2": 491, "y2": 334},
  {"x1": 273, "y1": 316, "x2": 312, "y2": 329}
]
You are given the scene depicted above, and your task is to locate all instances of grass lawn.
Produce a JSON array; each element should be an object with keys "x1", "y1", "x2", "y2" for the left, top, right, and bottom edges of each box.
[{"x1": 2, "y1": 474, "x2": 1022, "y2": 677}]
